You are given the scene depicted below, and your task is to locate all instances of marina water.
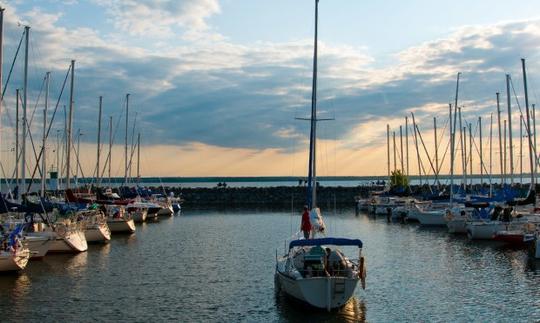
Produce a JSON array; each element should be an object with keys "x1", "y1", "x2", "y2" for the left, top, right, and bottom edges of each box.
[{"x1": 1, "y1": 208, "x2": 539, "y2": 322}]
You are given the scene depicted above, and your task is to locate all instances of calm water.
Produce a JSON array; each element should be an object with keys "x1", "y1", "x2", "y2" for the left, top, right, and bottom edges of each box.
[{"x1": 1, "y1": 209, "x2": 540, "y2": 322}]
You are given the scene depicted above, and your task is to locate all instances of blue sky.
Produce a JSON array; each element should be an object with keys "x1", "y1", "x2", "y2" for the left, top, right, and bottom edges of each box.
[{"x1": 2, "y1": 0, "x2": 540, "y2": 177}]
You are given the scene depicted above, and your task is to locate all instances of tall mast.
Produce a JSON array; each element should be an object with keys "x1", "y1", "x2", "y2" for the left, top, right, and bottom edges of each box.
[
  {"x1": 97, "y1": 96, "x2": 102, "y2": 186},
  {"x1": 109, "y1": 116, "x2": 112, "y2": 184},
  {"x1": 533, "y1": 104, "x2": 537, "y2": 176},
  {"x1": 41, "y1": 72, "x2": 50, "y2": 197},
  {"x1": 458, "y1": 107, "x2": 466, "y2": 187},
  {"x1": 479, "y1": 117, "x2": 483, "y2": 183},
  {"x1": 489, "y1": 113, "x2": 493, "y2": 196},
  {"x1": 504, "y1": 120, "x2": 507, "y2": 183},
  {"x1": 450, "y1": 73, "x2": 461, "y2": 202},
  {"x1": 469, "y1": 122, "x2": 473, "y2": 189},
  {"x1": 413, "y1": 115, "x2": 421, "y2": 185},
  {"x1": 124, "y1": 93, "x2": 130, "y2": 186},
  {"x1": 496, "y1": 92, "x2": 503, "y2": 184},
  {"x1": 449, "y1": 103, "x2": 454, "y2": 203},
  {"x1": 0, "y1": 8, "x2": 4, "y2": 179},
  {"x1": 306, "y1": 0, "x2": 319, "y2": 209},
  {"x1": 405, "y1": 116, "x2": 409, "y2": 176},
  {"x1": 66, "y1": 59, "x2": 75, "y2": 189},
  {"x1": 520, "y1": 115, "x2": 524, "y2": 184},
  {"x1": 15, "y1": 89, "x2": 19, "y2": 191},
  {"x1": 506, "y1": 75, "x2": 514, "y2": 184},
  {"x1": 434, "y1": 117, "x2": 439, "y2": 184},
  {"x1": 393, "y1": 131, "x2": 397, "y2": 172},
  {"x1": 399, "y1": 125, "x2": 404, "y2": 172},
  {"x1": 22, "y1": 26, "x2": 29, "y2": 196},
  {"x1": 75, "y1": 129, "x2": 81, "y2": 187},
  {"x1": 137, "y1": 133, "x2": 141, "y2": 184},
  {"x1": 522, "y1": 58, "x2": 535, "y2": 187},
  {"x1": 387, "y1": 124, "x2": 390, "y2": 178}
]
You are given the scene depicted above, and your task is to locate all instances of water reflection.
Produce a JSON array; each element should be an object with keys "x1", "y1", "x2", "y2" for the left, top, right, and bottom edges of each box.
[{"x1": 275, "y1": 294, "x2": 366, "y2": 322}]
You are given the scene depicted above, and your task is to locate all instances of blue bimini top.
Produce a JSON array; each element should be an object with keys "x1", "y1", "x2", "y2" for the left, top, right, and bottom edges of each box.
[{"x1": 289, "y1": 237, "x2": 363, "y2": 250}]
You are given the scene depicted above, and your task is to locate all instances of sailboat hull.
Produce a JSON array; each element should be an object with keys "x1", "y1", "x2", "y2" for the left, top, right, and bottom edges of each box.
[
  {"x1": 0, "y1": 249, "x2": 30, "y2": 271},
  {"x1": 276, "y1": 271, "x2": 359, "y2": 310},
  {"x1": 85, "y1": 222, "x2": 111, "y2": 243},
  {"x1": 107, "y1": 218, "x2": 136, "y2": 233}
]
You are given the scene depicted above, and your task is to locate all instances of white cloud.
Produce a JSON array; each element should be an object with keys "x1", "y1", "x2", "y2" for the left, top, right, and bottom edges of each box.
[{"x1": 93, "y1": 0, "x2": 220, "y2": 38}]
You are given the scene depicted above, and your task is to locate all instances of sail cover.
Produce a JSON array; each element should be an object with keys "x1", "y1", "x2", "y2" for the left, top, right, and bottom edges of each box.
[{"x1": 289, "y1": 237, "x2": 363, "y2": 249}]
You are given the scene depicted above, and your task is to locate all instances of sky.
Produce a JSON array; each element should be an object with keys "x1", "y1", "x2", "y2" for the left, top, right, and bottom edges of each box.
[{"x1": 2, "y1": 0, "x2": 540, "y2": 178}]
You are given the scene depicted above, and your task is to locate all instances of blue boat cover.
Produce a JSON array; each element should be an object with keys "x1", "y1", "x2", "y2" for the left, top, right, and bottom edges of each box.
[{"x1": 289, "y1": 237, "x2": 363, "y2": 249}]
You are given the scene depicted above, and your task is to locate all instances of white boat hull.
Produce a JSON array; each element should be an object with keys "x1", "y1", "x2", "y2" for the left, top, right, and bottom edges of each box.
[
  {"x1": 132, "y1": 210, "x2": 147, "y2": 223},
  {"x1": 23, "y1": 236, "x2": 52, "y2": 258},
  {"x1": 85, "y1": 222, "x2": 111, "y2": 243},
  {"x1": 446, "y1": 218, "x2": 468, "y2": 234},
  {"x1": 466, "y1": 222, "x2": 508, "y2": 240},
  {"x1": 157, "y1": 206, "x2": 173, "y2": 217},
  {"x1": 0, "y1": 248, "x2": 30, "y2": 271},
  {"x1": 276, "y1": 271, "x2": 359, "y2": 310},
  {"x1": 50, "y1": 229, "x2": 88, "y2": 253},
  {"x1": 414, "y1": 209, "x2": 447, "y2": 226},
  {"x1": 107, "y1": 219, "x2": 136, "y2": 233}
]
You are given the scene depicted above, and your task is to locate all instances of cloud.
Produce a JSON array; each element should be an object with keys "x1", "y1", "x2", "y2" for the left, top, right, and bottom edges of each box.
[
  {"x1": 3, "y1": 2, "x2": 540, "y2": 176},
  {"x1": 93, "y1": 0, "x2": 220, "y2": 38}
]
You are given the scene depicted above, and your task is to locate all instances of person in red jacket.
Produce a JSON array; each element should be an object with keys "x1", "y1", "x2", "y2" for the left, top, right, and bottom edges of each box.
[{"x1": 301, "y1": 205, "x2": 312, "y2": 239}]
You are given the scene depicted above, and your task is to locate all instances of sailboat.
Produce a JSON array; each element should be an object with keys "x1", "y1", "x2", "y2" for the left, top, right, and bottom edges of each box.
[
  {"x1": 274, "y1": 0, "x2": 366, "y2": 311},
  {"x1": 0, "y1": 224, "x2": 30, "y2": 272}
]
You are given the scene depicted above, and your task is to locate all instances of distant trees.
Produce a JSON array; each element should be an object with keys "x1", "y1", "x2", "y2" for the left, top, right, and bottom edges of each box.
[{"x1": 390, "y1": 170, "x2": 409, "y2": 188}]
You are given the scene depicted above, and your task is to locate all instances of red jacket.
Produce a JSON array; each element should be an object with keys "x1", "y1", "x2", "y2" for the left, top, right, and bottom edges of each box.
[{"x1": 301, "y1": 210, "x2": 312, "y2": 232}]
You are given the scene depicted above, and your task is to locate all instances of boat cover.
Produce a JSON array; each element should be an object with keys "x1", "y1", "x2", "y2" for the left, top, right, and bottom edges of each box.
[{"x1": 289, "y1": 237, "x2": 363, "y2": 249}]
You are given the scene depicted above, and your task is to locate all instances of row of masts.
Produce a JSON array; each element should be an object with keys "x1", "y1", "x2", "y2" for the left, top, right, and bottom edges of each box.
[
  {"x1": 0, "y1": 9, "x2": 143, "y2": 197},
  {"x1": 386, "y1": 59, "x2": 537, "y2": 190}
]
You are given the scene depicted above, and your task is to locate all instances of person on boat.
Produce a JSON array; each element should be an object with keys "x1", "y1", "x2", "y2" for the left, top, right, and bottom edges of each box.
[{"x1": 301, "y1": 205, "x2": 312, "y2": 239}]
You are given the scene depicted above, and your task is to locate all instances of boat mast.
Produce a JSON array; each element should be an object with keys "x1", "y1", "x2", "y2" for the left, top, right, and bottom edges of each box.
[
  {"x1": 306, "y1": 0, "x2": 319, "y2": 209},
  {"x1": 124, "y1": 93, "x2": 130, "y2": 186},
  {"x1": 496, "y1": 92, "x2": 503, "y2": 185},
  {"x1": 520, "y1": 115, "x2": 523, "y2": 184},
  {"x1": 479, "y1": 117, "x2": 483, "y2": 183},
  {"x1": 15, "y1": 89, "x2": 19, "y2": 191},
  {"x1": 97, "y1": 96, "x2": 102, "y2": 186},
  {"x1": 469, "y1": 122, "x2": 472, "y2": 189},
  {"x1": 504, "y1": 120, "x2": 507, "y2": 183},
  {"x1": 400, "y1": 125, "x2": 404, "y2": 173},
  {"x1": 450, "y1": 72, "x2": 460, "y2": 203},
  {"x1": 0, "y1": 8, "x2": 3, "y2": 188},
  {"x1": 458, "y1": 107, "x2": 466, "y2": 188},
  {"x1": 412, "y1": 116, "x2": 421, "y2": 185},
  {"x1": 137, "y1": 133, "x2": 141, "y2": 184},
  {"x1": 533, "y1": 104, "x2": 537, "y2": 176},
  {"x1": 66, "y1": 59, "x2": 75, "y2": 190},
  {"x1": 387, "y1": 124, "x2": 390, "y2": 178},
  {"x1": 522, "y1": 58, "x2": 535, "y2": 187},
  {"x1": 393, "y1": 131, "x2": 397, "y2": 172},
  {"x1": 506, "y1": 74, "x2": 514, "y2": 184},
  {"x1": 434, "y1": 117, "x2": 439, "y2": 185},
  {"x1": 108, "y1": 116, "x2": 112, "y2": 184},
  {"x1": 449, "y1": 103, "x2": 453, "y2": 203},
  {"x1": 41, "y1": 72, "x2": 50, "y2": 197},
  {"x1": 489, "y1": 113, "x2": 493, "y2": 196},
  {"x1": 405, "y1": 116, "x2": 409, "y2": 177},
  {"x1": 22, "y1": 26, "x2": 29, "y2": 196}
]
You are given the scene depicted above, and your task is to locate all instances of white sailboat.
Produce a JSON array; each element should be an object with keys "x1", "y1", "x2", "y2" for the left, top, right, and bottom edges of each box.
[
  {"x1": 274, "y1": 0, "x2": 366, "y2": 311},
  {"x1": 0, "y1": 225, "x2": 30, "y2": 272},
  {"x1": 105, "y1": 205, "x2": 136, "y2": 233}
]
